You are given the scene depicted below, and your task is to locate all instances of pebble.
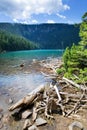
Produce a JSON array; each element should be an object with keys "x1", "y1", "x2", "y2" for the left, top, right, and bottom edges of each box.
[{"x1": 8, "y1": 98, "x2": 13, "y2": 104}]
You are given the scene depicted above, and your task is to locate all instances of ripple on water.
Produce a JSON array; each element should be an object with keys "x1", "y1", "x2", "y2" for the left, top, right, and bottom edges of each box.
[
  {"x1": 0, "y1": 50, "x2": 63, "y2": 102},
  {"x1": 0, "y1": 73, "x2": 51, "y2": 100}
]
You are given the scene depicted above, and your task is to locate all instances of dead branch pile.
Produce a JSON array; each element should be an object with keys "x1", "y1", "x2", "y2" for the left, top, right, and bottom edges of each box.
[
  {"x1": 9, "y1": 80, "x2": 87, "y2": 130},
  {"x1": 8, "y1": 57, "x2": 87, "y2": 130},
  {"x1": 40, "y1": 57, "x2": 62, "y2": 74}
]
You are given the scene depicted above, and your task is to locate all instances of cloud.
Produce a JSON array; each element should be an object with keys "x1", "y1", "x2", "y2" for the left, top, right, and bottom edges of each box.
[
  {"x1": 47, "y1": 20, "x2": 55, "y2": 24},
  {"x1": 67, "y1": 20, "x2": 74, "y2": 24},
  {"x1": 31, "y1": 20, "x2": 38, "y2": 24},
  {"x1": 0, "y1": 0, "x2": 70, "y2": 23},
  {"x1": 57, "y1": 13, "x2": 66, "y2": 19}
]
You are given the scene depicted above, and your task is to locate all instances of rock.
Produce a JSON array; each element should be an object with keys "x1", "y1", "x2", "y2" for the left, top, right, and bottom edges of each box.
[
  {"x1": 0, "y1": 108, "x2": 3, "y2": 113},
  {"x1": 28, "y1": 125, "x2": 39, "y2": 130},
  {"x1": 69, "y1": 121, "x2": 84, "y2": 130},
  {"x1": 22, "y1": 110, "x2": 32, "y2": 119},
  {"x1": 8, "y1": 98, "x2": 13, "y2": 104},
  {"x1": 3, "y1": 124, "x2": 8, "y2": 130},
  {"x1": 35, "y1": 117, "x2": 47, "y2": 126},
  {"x1": 0, "y1": 121, "x2": 3, "y2": 129},
  {"x1": 32, "y1": 59, "x2": 38, "y2": 63},
  {"x1": 20, "y1": 64, "x2": 24, "y2": 67},
  {"x1": 2, "y1": 114, "x2": 11, "y2": 124},
  {"x1": 23, "y1": 119, "x2": 32, "y2": 130},
  {"x1": 0, "y1": 114, "x2": 3, "y2": 120}
]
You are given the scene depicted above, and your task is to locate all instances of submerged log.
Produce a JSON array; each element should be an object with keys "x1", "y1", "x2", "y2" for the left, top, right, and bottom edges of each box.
[{"x1": 9, "y1": 84, "x2": 45, "y2": 111}]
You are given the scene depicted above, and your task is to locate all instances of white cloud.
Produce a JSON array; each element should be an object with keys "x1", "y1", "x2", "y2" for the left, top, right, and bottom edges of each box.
[
  {"x1": 32, "y1": 20, "x2": 38, "y2": 24},
  {"x1": 67, "y1": 20, "x2": 74, "y2": 24},
  {"x1": 0, "y1": 0, "x2": 70, "y2": 23},
  {"x1": 47, "y1": 20, "x2": 55, "y2": 24},
  {"x1": 57, "y1": 13, "x2": 66, "y2": 19},
  {"x1": 13, "y1": 19, "x2": 19, "y2": 23}
]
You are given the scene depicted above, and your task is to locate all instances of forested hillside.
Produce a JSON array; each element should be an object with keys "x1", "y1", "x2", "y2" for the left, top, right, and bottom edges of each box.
[
  {"x1": 0, "y1": 30, "x2": 37, "y2": 52},
  {"x1": 0, "y1": 23, "x2": 80, "y2": 49}
]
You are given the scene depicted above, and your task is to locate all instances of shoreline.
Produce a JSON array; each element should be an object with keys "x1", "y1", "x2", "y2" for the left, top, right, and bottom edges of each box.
[
  {"x1": 0, "y1": 57, "x2": 62, "y2": 130},
  {"x1": 0, "y1": 57, "x2": 87, "y2": 130}
]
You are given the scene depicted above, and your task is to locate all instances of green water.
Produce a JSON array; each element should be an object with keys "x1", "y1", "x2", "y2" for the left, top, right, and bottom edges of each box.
[
  {"x1": 0, "y1": 49, "x2": 63, "y2": 74},
  {"x1": 0, "y1": 49, "x2": 63, "y2": 60},
  {"x1": 0, "y1": 50, "x2": 63, "y2": 99}
]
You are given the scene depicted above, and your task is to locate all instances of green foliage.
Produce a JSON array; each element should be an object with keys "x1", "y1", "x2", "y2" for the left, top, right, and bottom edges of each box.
[
  {"x1": 63, "y1": 47, "x2": 70, "y2": 71},
  {"x1": 56, "y1": 67, "x2": 65, "y2": 74},
  {"x1": 63, "y1": 12, "x2": 87, "y2": 84},
  {"x1": 0, "y1": 30, "x2": 38, "y2": 52},
  {"x1": 79, "y1": 12, "x2": 87, "y2": 47}
]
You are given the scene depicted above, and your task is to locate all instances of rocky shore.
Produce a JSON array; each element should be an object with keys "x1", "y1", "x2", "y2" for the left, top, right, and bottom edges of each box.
[{"x1": 0, "y1": 58, "x2": 87, "y2": 130}]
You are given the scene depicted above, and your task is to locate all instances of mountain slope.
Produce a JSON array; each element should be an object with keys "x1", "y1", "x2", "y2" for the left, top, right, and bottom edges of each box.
[
  {"x1": 0, "y1": 23, "x2": 80, "y2": 49},
  {"x1": 0, "y1": 30, "x2": 37, "y2": 52}
]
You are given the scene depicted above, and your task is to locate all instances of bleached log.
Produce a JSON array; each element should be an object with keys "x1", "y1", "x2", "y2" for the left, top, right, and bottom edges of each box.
[
  {"x1": 44, "y1": 97, "x2": 54, "y2": 119},
  {"x1": 66, "y1": 93, "x2": 85, "y2": 117},
  {"x1": 41, "y1": 72, "x2": 57, "y2": 79},
  {"x1": 9, "y1": 84, "x2": 45, "y2": 111},
  {"x1": 54, "y1": 85, "x2": 62, "y2": 102},
  {"x1": 32, "y1": 107, "x2": 37, "y2": 121},
  {"x1": 63, "y1": 77, "x2": 84, "y2": 90}
]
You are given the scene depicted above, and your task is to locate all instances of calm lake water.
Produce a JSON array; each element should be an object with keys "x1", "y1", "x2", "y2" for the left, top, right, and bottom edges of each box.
[{"x1": 0, "y1": 50, "x2": 63, "y2": 99}]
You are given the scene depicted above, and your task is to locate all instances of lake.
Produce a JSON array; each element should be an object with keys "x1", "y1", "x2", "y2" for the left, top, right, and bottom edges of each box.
[{"x1": 0, "y1": 50, "x2": 63, "y2": 100}]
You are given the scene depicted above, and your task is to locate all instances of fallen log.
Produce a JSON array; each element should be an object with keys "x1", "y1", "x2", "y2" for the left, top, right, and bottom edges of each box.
[
  {"x1": 9, "y1": 84, "x2": 45, "y2": 111},
  {"x1": 54, "y1": 84, "x2": 62, "y2": 102},
  {"x1": 66, "y1": 92, "x2": 85, "y2": 117},
  {"x1": 63, "y1": 77, "x2": 84, "y2": 90}
]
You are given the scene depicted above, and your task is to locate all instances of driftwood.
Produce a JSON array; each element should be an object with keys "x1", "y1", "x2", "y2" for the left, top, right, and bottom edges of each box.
[
  {"x1": 66, "y1": 92, "x2": 85, "y2": 117},
  {"x1": 40, "y1": 58, "x2": 62, "y2": 74},
  {"x1": 8, "y1": 81, "x2": 87, "y2": 130},
  {"x1": 8, "y1": 57, "x2": 87, "y2": 130},
  {"x1": 9, "y1": 84, "x2": 45, "y2": 111},
  {"x1": 54, "y1": 84, "x2": 62, "y2": 102},
  {"x1": 63, "y1": 77, "x2": 85, "y2": 90}
]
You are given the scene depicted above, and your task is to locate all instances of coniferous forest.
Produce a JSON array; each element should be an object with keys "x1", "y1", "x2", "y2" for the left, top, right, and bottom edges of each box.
[
  {"x1": 57, "y1": 12, "x2": 87, "y2": 84},
  {"x1": 0, "y1": 23, "x2": 80, "y2": 51},
  {"x1": 0, "y1": 30, "x2": 38, "y2": 52}
]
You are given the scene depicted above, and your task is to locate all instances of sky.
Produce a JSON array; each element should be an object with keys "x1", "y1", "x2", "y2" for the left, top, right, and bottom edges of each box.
[{"x1": 0, "y1": 0, "x2": 87, "y2": 24}]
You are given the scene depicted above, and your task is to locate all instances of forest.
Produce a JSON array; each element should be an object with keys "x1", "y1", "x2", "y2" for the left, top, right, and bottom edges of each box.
[
  {"x1": 0, "y1": 30, "x2": 38, "y2": 52},
  {"x1": 0, "y1": 23, "x2": 80, "y2": 50},
  {"x1": 57, "y1": 12, "x2": 87, "y2": 84}
]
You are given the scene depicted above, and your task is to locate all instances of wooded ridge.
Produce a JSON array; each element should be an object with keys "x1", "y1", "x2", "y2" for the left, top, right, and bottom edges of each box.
[{"x1": 0, "y1": 23, "x2": 80, "y2": 49}]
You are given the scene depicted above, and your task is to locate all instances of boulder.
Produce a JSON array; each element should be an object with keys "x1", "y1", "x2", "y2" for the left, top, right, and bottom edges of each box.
[
  {"x1": 0, "y1": 114, "x2": 3, "y2": 120},
  {"x1": 69, "y1": 121, "x2": 84, "y2": 130},
  {"x1": 35, "y1": 117, "x2": 47, "y2": 126},
  {"x1": 0, "y1": 121, "x2": 3, "y2": 129},
  {"x1": 0, "y1": 108, "x2": 3, "y2": 113},
  {"x1": 22, "y1": 110, "x2": 32, "y2": 119},
  {"x1": 28, "y1": 125, "x2": 39, "y2": 130}
]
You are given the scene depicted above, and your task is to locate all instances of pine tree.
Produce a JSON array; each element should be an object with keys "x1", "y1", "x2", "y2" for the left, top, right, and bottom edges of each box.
[{"x1": 62, "y1": 12, "x2": 87, "y2": 84}]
